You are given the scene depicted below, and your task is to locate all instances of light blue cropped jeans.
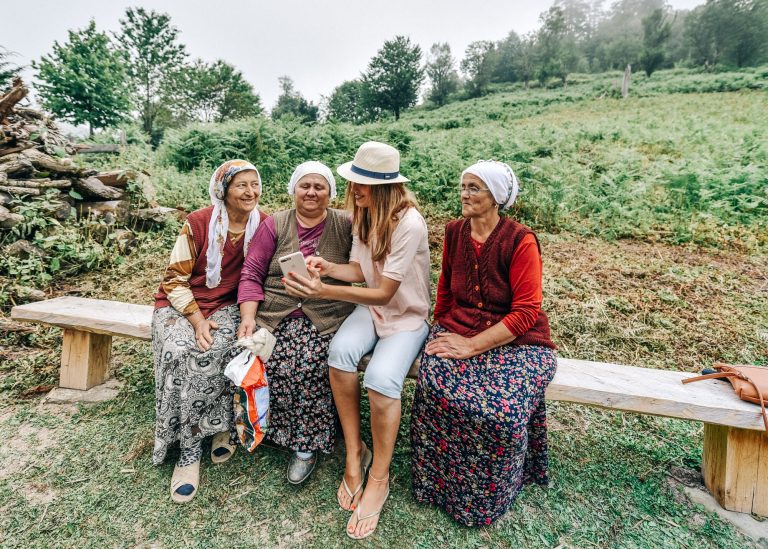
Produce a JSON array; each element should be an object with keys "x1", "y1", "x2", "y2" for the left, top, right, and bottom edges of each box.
[{"x1": 328, "y1": 305, "x2": 429, "y2": 399}]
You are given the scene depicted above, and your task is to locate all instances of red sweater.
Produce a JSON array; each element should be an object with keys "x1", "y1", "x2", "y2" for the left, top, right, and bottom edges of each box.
[
  {"x1": 154, "y1": 206, "x2": 267, "y2": 318},
  {"x1": 434, "y1": 217, "x2": 555, "y2": 349}
]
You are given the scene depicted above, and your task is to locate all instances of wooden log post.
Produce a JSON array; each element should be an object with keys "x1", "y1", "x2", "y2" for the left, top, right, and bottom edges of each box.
[
  {"x1": 702, "y1": 423, "x2": 768, "y2": 516},
  {"x1": 0, "y1": 77, "x2": 28, "y2": 119},
  {"x1": 59, "y1": 329, "x2": 112, "y2": 390},
  {"x1": 622, "y1": 64, "x2": 631, "y2": 98}
]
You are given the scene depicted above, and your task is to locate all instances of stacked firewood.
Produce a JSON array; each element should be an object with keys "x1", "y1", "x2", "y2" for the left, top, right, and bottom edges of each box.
[{"x1": 0, "y1": 77, "x2": 179, "y2": 230}]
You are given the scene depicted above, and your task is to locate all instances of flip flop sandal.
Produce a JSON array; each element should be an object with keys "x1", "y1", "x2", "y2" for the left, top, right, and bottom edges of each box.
[
  {"x1": 211, "y1": 431, "x2": 236, "y2": 464},
  {"x1": 337, "y1": 442, "x2": 372, "y2": 511},
  {"x1": 346, "y1": 473, "x2": 390, "y2": 540},
  {"x1": 170, "y1": 460, "x2": 200, "y2": 504}
]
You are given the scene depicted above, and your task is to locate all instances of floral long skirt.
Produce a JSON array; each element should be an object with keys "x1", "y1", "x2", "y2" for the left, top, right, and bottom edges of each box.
[
  {"x1": 264, "y1": 316, "x2": 337, "y2": 454},
  {"x1": 410, "y1": 325, "x2": 557, "y2": 526},
  {"x1": 151, "y1": 304, "x2": 240, "y2": 465}
]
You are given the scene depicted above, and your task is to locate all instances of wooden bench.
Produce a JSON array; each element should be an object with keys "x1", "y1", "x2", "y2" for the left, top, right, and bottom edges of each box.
[{"x1": 11, "y1": 296, "x2": 768, "y2": 517}]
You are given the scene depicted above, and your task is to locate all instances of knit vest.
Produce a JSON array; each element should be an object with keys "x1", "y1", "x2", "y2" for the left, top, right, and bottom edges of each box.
[
  {"x1": 154, "y1": 206, "x2": 268, "y2": 318},
  {"x1": 257, "y1": 208, "x2": 355, "y2": 335},
  {"x1": 438, "y1": 217, "x2": 555, "y2": 349}
]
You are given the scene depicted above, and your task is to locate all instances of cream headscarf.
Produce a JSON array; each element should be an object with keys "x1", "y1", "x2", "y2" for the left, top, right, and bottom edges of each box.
[
  {"x1": 206, "y1": 159, "x2": 262, "y2": 288},
  {"x1": 288, "y1": 160, "x2": 337, "y2": 199},
  {"x1": 462, "y1": 160, "x2": 520, "y2": 210}
]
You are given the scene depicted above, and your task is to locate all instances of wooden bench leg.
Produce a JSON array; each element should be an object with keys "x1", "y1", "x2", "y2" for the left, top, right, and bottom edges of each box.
[
  {"x1": 702, "y1": 423, "x2": 768, "y2": 516},
  {"x1": 59, "y1": 329, "x2": 112, "y2": 390}
]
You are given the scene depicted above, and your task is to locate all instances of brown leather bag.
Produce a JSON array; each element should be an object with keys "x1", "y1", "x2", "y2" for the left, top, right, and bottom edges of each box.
[{"x1": 682, "y1": 363, "x2": 768, "y2": 431}]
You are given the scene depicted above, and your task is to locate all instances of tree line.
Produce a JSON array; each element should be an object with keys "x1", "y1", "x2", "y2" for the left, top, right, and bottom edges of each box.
[
  {"x1": 2, "y1": 8, "x2": 262, "y2": 143},
  {"x1": 1, "y1": 0, "x2": 766, "y2": 140},
  {"x1": 325, "y1": 0, "x2": 768, "y2": 121}
]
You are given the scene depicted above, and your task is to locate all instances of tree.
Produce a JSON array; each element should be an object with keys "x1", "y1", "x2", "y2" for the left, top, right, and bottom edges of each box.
[
  {"x1": 0, "y1": 46, "x2": 21, "y2": 90},
  {"x1": 515, "y1": 34, "x2": 539, "y2": 88},
  {"x1": 271, "y1": 76, "x2": 319, "y2": 124},
  {"x1": 460, "y1": 41, "x2": 496, "y2": 97},
  {"x1": 326, "y1": 79, "x2": 372, "y2": 124},
  {"x1": 118, "y1": 7, "x2": 187, "y2": 139},
  {"x1": 590, "y1": 0, "x2": 665, "y2": 70},
  {"x1": 640, "y1": 8, "x2": 673, "y2": 76},
  {"x1": 33, "y1": 21, "x2": 130, "y2": 136},
  {"x1": 173, "y1": 60, "x2": 262, "y2": 123},
  {"x1": 362, "y1": 36, "x2": 424, "y2": 120},
  {"x1": 684, "y1": 0, "x2": 768, "y2": 68},
  {"x1": 536, "y1": 6, "x2": 582, "y2": 85},
  {"x1": 212, "y1": 62, "x2": 262, "y2": 122},
  {"x1": 492, "y1": 32, "x2": 523, "y2": 83},
  {"x1": 554, "y1": 0, "x2": 604, "y2": 68},
  {"x1": 425, "y1": 42, "x2": 459, "y2": 106}
]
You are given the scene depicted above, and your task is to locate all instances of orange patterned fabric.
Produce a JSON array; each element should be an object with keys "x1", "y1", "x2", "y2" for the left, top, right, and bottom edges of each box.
[{"x1": 160, "y1": 220, "x2": 199, "y2": 316}]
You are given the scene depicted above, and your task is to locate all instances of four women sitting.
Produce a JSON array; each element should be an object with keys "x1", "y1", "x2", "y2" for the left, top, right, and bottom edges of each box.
[{"x1": 151, "y1": 142, "x2": 556, "y2": 536}]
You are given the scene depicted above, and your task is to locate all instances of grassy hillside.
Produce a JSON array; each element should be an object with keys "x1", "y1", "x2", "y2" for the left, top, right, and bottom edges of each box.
[{"x1": 155, "y1": 66, "x2": 767, "y2": 248}]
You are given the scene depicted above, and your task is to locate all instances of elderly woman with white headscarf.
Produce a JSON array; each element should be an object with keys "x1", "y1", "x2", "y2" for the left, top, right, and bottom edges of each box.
[
  {"x1": 410, "y1": 160, "x2": 558, "y2": 526},
  {"x1": 238, "y1": 161, "x2": 354, "y2": 484},
  {"x1": 152, "y1": 159, "x2": 265, "y2": 503}
]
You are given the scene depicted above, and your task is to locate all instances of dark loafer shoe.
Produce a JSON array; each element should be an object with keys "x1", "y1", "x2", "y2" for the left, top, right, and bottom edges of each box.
[{"x1": 287, "y1": 452, "x2": 317, "y2": 485}]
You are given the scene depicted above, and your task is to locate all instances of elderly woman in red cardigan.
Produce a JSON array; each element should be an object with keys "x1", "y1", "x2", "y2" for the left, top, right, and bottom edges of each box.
[
  {"x1": 410, "y1": 160, "x2": 557, "y2": 526},
  {"x1": 152, "y1": 159, "x2": 266, "y2": 503}
]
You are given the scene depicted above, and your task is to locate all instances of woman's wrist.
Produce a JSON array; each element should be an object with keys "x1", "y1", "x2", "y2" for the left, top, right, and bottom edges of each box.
[
  {"x1": 316, "y1": 282, "x2": 328, "y2": 299},
  {"x1": 324, "y1": 261, "x2": 338, "y2": 278},
  {"x1": 467, "y1": 336, "x2": 480, "y2": 356},
  {"x1": 185, "y1": 311, "x2": 204, "y2": 329}
]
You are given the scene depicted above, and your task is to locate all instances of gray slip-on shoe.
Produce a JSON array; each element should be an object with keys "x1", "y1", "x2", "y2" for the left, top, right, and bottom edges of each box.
[{"x1": 287, "y1": 452, "x2": 317, "y2": 485}]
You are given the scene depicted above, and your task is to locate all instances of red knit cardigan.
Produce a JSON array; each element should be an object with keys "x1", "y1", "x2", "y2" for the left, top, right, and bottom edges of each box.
[{"x1": 434, "y1": 217, "x2": 556, "y2": 349}]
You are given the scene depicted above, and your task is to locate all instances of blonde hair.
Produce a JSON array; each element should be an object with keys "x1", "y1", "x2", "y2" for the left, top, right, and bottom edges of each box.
[{"x1": 345, "y1": 183, "x2": 418, "y2": 262}]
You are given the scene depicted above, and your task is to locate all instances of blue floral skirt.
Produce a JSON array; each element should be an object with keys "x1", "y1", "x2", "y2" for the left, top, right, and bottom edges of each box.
[{"x1": 410, "y1": 325, "x2": 557, "y2": 526}]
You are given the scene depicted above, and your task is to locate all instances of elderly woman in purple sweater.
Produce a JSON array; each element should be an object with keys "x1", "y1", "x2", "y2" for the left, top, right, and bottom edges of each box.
[{"x1": 238, "y1": 161, "x2": 354, "y2": 484}]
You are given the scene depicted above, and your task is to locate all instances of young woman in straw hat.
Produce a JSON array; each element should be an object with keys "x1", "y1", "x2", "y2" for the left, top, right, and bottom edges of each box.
[{"x1": 283, "y1": 141, "x2": 430, "y2": 540}]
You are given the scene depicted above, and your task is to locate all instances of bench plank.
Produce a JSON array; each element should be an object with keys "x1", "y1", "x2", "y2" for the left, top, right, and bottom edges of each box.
[
  {"x1": 11, "y1": 297, "x2": 767, "y2": 431},
  {"x1": 11, "y1": 296, "x2": 152, "y2": 339},
  {"x1": 549, "y1": 358, "x2": 766, "y2": 431}
]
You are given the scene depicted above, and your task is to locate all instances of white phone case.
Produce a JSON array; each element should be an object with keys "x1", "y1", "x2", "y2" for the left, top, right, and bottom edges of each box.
[{"x1": 278, "y1": 251, "x2": 310, "y2": 281}]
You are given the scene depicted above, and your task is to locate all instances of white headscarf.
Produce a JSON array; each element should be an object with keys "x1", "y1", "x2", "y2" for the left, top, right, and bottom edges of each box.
[
  {"x1": 206, "y1": 159, "x2": 262, "y2": 288},
  {"x1": 462, "y1": 160, "x2": 520, "y2": 210},
  {"x1": 288, "y1": 160, "x2": 336, "y2": 199}
]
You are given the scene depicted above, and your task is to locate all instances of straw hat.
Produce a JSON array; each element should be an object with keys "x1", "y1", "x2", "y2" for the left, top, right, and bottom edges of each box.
[{"x1": 336, "y1": 141, "x2": 409, "y2": 185}]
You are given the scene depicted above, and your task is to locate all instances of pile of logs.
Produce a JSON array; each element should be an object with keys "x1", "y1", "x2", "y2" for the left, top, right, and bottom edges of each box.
[{"x1": 0, "y1": 77, "x2": 180, "y2": 230}]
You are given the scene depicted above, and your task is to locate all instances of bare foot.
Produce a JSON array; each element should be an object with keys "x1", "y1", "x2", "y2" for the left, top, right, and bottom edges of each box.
[
  {"x1": 347, "y1": 472, "x2": 389, "y2": 539},
  {"x1": 337, "y1": 442, "x2": 367, "y2": 511}
]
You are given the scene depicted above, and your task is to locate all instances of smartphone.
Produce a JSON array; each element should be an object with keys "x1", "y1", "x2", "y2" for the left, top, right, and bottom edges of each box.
[{"x1": 278, "y1": 251, "x2": 310, "y2": 281}]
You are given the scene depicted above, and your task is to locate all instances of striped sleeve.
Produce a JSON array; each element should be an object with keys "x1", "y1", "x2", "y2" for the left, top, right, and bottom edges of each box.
[{"x1": 161, "y1": 220, "x2": 199, "y2": 316}]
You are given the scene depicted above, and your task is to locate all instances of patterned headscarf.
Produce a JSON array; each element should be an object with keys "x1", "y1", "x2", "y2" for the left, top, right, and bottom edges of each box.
[
  {"x1": 462, "y1": 160, "x2": 520, "y2": 210},
  {"x1": 206, "y1": 159, "x2": 262, "y2": 288}
]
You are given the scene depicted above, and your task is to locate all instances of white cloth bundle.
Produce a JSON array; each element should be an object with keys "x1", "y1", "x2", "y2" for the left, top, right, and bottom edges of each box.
[{"x1": 237, "y1": 327, "x2": 277, "y2": 362}]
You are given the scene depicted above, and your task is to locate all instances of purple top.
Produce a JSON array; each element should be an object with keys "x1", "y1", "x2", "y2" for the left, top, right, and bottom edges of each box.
[{"x1": 238, "y1": 216, "x2": 326, "y2": 317}]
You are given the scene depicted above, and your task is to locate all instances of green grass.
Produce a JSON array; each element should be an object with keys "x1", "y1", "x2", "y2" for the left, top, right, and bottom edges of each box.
[
  {"x1": 0, "y1": 381, "x2": 744, "y2": 548},
  {"x1": 1, "y1": 231, "x2": 766, "y2": 548}
]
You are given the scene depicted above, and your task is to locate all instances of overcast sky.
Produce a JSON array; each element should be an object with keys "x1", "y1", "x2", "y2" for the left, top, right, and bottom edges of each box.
[{"x1": 4, "y1": 0, "x2": 705, "y2": 109}]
